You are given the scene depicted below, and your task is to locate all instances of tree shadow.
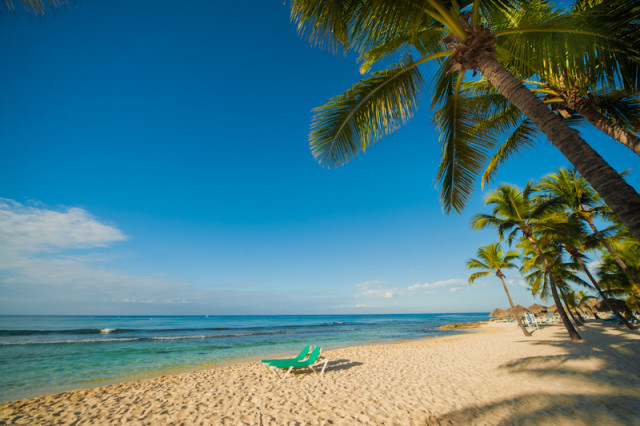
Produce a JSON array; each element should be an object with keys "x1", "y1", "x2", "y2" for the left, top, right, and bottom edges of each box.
[{"x1": 426, "y1": 323, "x2": 640, "y2": 425}]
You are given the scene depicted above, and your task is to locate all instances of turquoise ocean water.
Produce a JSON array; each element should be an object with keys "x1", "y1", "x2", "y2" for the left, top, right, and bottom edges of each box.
[{"x1": 0, "y1": 313, "x2": 488, "y2": 402}]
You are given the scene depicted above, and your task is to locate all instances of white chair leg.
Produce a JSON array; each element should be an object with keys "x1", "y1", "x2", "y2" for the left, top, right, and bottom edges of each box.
[
  {"x1": 281, "y1": 366, "x2": 293, "y2": 380},
  {"x1": 320, "y1": 358, "x2": 328, "y2": 376},
  {"x1": 270, "y1": 366, "x2": 282, "y2": 379}
]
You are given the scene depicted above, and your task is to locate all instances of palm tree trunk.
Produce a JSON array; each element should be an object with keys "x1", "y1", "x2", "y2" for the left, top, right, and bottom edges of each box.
[
  {"x1": 584, "y1": 216, "x2": 640, "y2": 290},
  {"x1": 476, "y1": 53, "x2": 640, "y2": 242},
  {"x1": 524, "y1": 234, "x2": 582, "y2": 341},
  {"x1": 566, "y1": 96, "x2": 640, "y2": 157},
  {"x1": 571, "y1": 248, "x2": 636, "y2": 329},
  {"x1": 498, "y1": 274, "x2": 531, "y2": 337},
  {"x1": 559, "y1": 289, "x2": 583, "y2": 326}
]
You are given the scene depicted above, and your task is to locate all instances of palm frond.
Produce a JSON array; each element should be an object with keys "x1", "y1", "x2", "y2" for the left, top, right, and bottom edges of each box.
[
  {"x1": 586, "y1": 90, "x2": 640, "y2": 135},
  {"x1": 468, "y1": 271, "x2": 490, "y2": 284},
  {"x1": 482, "y1": 117, "x2": 539, "y2": 188},
  {"x1": 436, "y1": 72, "x2": 501, "y2": 213},
  {"x1": 358, "y1": 27, "x2": 447, "y2": 74},
  {"x1": 309, "y1": 53, "x2": 427, "y2": 167}
]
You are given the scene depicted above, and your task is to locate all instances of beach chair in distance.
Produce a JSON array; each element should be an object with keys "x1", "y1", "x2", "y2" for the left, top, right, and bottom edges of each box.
[
  {"x1": 525, "y1": 312, "x2": 539, "y2": 330},
  {"x1": 260, "y1": 345, "x2": 311, "y2": 373},
  {"x1": 266, "y1": 346, "x2": 328, "y2": 380}
]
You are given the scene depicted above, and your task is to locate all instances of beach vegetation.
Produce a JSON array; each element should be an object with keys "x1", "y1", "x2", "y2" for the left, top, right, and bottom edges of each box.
[
  {"x1": 470, "y1": 182, "x2": 583, "y2": 341},
  {"x1": 289, "y1": 0, "x2": 640, "y2": 241},
  {"x1": 471, "y1": 167, "x2": 640, "y2": 339},
  {"x1": 467, "y1": 242, "x2": 532, "y2": 336}
]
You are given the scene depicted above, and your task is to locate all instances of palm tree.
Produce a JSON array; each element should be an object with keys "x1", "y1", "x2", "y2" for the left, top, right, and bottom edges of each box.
[
  {"x1": 539, "y1": 168, "x2": 640, "y2": 291},
  {"x1": 467, "y1": 242, "x2": 531, "y2": 336},
  {"x1": 598, "y1": 237, "x2": 640, "y2": 314},
  {"x1": 549, "y1": 218, "x2": 638, "y2": 329},
  {"x1": 519, "y1": 236, "x2": 587, "y2": 328},
  {"x1": 439, "y1": 0, "x2": 640, "y2": 194},
  {"x1": 446, "y1": 81, "x2": 640, "y2": 193},
  {"x1": 470, "y1": 182, "x2": 582, "y2": 340},
  {"x1": 290, "y1": 0, "x2": 640, "y2": 241},
  {"x1": 575, "y1": 290, "x2": 598, "y2": 319}
]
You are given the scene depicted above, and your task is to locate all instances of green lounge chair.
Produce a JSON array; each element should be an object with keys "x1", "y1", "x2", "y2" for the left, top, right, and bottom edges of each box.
[
  {"x1": 266, "y1": 346, "x2": 328, "y2": 380},
  {"x1": 259, "y1": 345, "x2": 311, "y2": 371}
]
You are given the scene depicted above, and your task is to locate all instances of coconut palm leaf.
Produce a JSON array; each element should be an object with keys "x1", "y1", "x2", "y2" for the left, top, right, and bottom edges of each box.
[
  {"x1": 309, "y1": 53, "x2": 432, "y2": 167},
  {"x1": 358, "y1": 27, "x2": 447, "y2": 74},
  {"x1": 587, "y1": 90, "x2": 640, "y2": 135},
  {"x1": 436, "y1": 72, "x2": 501, "y2": 213}
]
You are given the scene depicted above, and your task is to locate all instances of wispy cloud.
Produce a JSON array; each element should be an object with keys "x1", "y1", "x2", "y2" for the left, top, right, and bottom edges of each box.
[
  {"x1": 355, "y1": 280, "x2": 401, "y2": 298},
  {"x1": 0, "y1": 198, "x2": 336, "y2": 314},
  {"x1": 355, "y1": 277, "x2": 468, "y2": 300},
  {"x1": 586, "y1": 260, "x2": 601, "y2": 275},
  {"x1": 406, "y1": 278, "x2": 466, "y2": 292},
  {"x1": 0, "y1": 198, "x2": 127, "y2": 254}
]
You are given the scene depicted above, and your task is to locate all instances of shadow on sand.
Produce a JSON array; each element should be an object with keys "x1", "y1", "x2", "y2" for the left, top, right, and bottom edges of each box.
[
  {"x1": 283, "y1": 358, "x2": 363, "y2": 377},
  {"x1": 426, "y1": 321, "x2": 640, "y2": 425}
]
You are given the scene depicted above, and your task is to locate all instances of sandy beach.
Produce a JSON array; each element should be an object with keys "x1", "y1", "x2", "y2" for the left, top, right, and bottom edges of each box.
[{"x1": 1, "y1": 320, "x2": 638, "y2": 425}]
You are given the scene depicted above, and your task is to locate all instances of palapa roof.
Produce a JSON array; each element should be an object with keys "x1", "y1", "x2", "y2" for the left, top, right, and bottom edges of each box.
[
  {"x1": 506, "y1": 304, "x2": 531, "y2": 317},
  {"x1": 490, "y1": 308, "x2": 508, "y2": 318},
  {"x1": 527, "y1": 303, "x2": 547, "y2": 313},
  {"x1": 593, "y1": 298, "x2": 628, "y2": 312}
]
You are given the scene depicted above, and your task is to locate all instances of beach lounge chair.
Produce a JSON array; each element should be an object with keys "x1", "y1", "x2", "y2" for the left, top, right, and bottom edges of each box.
[
  {"x1": 260, "y1": 345, "x2": 311, "y2": 365},
  {"x1": 260, "y1": 345, "x2": 312, "y2": 373},
  {"x1": 265, "y1": 346, "x2": 328, "y2": 380},
  {"x1": 524, "y1": 312, "x2": 539, "y2": 330}
]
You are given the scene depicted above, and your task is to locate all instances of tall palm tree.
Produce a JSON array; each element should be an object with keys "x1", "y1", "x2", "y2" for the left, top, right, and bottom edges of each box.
[
  {"x1": 519, "y1": 236, "x2": 587, "y2": 328},
  {"x1": 439, "y1": 0, "x2": 640, "y2": 195},
  {"x1": 539, "y1": 168, "x2": 640, "y2": 291},
  {"x1": 598, "y1": 237, "x2": 640, "y2": 314},
  {"x1": 290, "y1": 0, "x2": 640, "y2": 241},
  {"x1": 470, "y1": 182, "x2": 582, "y2": 340},
  {"x1": 447, "y1": 81, "x2": 640, "y2": 193},
  {"x1": 547, "y1": 218, "x2": 638, "y2": 329},
  {"x1": 467, "y1": 242, "x2": 531, "y2": 336},
  {"x1": 575, "y1": 290, "x2": 598, "y2": 319}
]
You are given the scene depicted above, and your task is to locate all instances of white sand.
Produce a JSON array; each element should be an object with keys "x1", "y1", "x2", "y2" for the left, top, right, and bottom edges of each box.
[{"x1": 1, "y1": 320, "x2": 639, "y2": 425}]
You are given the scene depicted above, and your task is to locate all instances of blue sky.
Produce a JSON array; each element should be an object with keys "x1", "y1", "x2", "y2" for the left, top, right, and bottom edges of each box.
[{"x1": 1, "y1": 1, "x2": 638, "y2": 315}]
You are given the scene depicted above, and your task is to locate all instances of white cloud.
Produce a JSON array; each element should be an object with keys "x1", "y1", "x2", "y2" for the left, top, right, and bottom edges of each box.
[
  {"x1": 407, "y1": 278, "x2": 466, "y2": 292},
  {"x1": 0, "y1": 198, "x2": 127, "y2": 254},
  {"x1": 356, "y1": 280, "x2": 379, "y2": 290},
  {"x1": 355, "y1": 277, "x2": 469, "y2": 300},
  {"x1": 0, "y1": 198, "x2": 353, "y2": 315},
  {"x1": 506, "y1": 278, "x2": 527, "y2": 287},
  {"x1": 355, "y1": 280, "x2": 403, "y2": 298},
  {"x1": 586, "y1": 260, "x2": 601, "y2": 275}
]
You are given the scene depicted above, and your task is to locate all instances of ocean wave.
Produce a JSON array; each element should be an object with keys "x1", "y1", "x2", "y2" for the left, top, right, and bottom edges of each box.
[
  {"x1": 0, "y1": 326, "x2": 356, "y2": 346},
  {"x1": 0, "y1": 321, "x2": 359, "y2": 337},
  {"x1": 0, "y1": 328, "x2": 134, "y2": 337}
]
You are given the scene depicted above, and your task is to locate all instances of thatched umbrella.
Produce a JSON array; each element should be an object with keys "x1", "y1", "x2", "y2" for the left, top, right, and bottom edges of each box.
[
  {"x1": 490, "y1": 308, "x2": 508, "y2": 318},
  {"x1": 546, "y1": 304, "x2": 558, "y2": 313},
  {"x1": 527, "y1": 303, "x2": 547, "y2": 314},
  {"x1": 593, "y1": 299, "x2": 627, "y2": 313},
  {"x1": 506, "y1": 304, "x2": 531, "y2": 318},
  {"x1": 588, "y1": 299, "x2": 601, "y2": 308}
]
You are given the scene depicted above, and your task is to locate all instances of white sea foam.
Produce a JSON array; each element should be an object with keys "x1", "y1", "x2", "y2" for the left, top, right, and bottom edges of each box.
[{"x1": 100, "y1": 328, "x2": 116, "y2": 334}]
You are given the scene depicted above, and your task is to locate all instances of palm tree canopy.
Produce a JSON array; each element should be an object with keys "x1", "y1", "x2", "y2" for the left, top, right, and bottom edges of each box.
[
  {"x1": 467, "y1": 242, "x2": 520, "y2": 284},
  {"x1": 290, "y1": 0, "x2": 640, "y2": 211}
]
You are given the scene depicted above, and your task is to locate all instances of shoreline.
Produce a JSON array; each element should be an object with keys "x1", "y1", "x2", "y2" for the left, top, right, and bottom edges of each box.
[
  {"x1": 0, "y1": 319, "x2": 487, "y2": 404},
  {"x1": 2, "y1": 320, "x2": 639, "y2": 424}
]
